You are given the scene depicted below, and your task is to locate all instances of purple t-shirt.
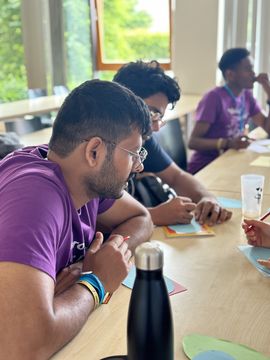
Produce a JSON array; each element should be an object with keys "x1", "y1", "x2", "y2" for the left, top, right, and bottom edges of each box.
[
  {"x1": 188, "y1": 86, "x2": 261, "y2": 174},
  {"x1": 0, "y1": 145, "x2": 114, "y2": 280}
]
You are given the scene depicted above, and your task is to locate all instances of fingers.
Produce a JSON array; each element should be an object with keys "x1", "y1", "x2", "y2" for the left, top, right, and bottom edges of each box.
[
  {"x1": 195, "y1": 200, "x2": 231, "y2": 226},
  {"x1": 217, "y1": 208, "x2": 232, "y2": 223},
  {"x1": 195, "y1": 201, "x2": 219, "y2": 225},
  {"x1": 257, "y1": 258, "x2": 270, "y2": 269},
  {"x1": 184, "y1": 202, "x2": 196, "y2": 212},
  {"x1": 89, "y1": 232, "x2": 104, "y2": 253}
]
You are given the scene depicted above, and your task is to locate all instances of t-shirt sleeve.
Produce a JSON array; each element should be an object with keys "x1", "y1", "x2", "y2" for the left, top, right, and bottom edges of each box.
[
  {"x1": 196, "y1": 90, "x2": 221, "y2": 125},
  {"x1": 0, "y1": 175, "x2": 67, "y2": 280},
  {"x1": 143, "y1": 135, "x2": 172, "y2": 173}
]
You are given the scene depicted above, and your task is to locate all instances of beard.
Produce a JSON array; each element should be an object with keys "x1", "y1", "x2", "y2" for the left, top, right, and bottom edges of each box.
[{"x1": 84, "y1": 158, "x2": 131, "y2": 199}]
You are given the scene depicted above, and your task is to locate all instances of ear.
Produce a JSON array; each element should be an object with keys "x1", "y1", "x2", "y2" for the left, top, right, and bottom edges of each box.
[
  {"x1": 226, "y1": 69, "x2": 235, "y2": 82},
  {"x1": 84, "y1": 137, "x2": 105, "y2": 168}
]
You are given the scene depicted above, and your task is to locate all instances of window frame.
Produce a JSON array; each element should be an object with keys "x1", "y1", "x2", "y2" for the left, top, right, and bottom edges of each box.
[{"x1": 90, "y1": 0, "x2": 172, "y2": 71}]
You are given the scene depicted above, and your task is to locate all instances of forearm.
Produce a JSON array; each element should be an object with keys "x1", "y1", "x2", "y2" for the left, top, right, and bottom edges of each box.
[
  {"x1": 174, "y1": 172, "x2": 214, "y2": 202},
  {"x1": 49, "y1": 284, "x2": 95, "y2": 357},
  {"x1": 158, "y1": 164, "x2": 215, "y2": 204},
  {"x1": 111, "y1": 213, "x2": 153, "y2": 253},
  {"x1": 4, "y1": 283, "x2": 95, "y2": 360},
  {"x1": 261, "y1": 109, "x2": 270, "y2": 135},
  {"x1": 188, "y1": 136, "x2": 227, "y2": 151}
]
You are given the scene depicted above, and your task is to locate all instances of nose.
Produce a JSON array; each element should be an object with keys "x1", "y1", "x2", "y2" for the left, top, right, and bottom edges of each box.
[
  {"x1": 133, "y1": 162, "x2": 144, "y2": 173},
  {"x1": 151, "y1": 120, "x2": 161, "y2": 132}
]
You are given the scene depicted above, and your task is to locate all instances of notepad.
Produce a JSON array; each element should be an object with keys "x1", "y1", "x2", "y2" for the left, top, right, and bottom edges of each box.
[
  {"x1": 163, "y1": 218, "x2": 215, "y2": 237},
  {"x1": 238, "y1": 244, "x2": 270, "y2": 277},
  {"x1": 250, "y1": 156, "x2": 270, "y2": 167}
]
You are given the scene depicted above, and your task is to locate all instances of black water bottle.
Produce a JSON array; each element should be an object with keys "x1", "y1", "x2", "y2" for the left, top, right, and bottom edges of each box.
[{"x1": 127, "y1": 242, "x2": 174, "y2": 360}]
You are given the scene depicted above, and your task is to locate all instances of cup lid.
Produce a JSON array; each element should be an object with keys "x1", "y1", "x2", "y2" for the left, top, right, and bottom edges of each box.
[{"x1": 134, "y1": 242, "x2": 163, "y2": 270}]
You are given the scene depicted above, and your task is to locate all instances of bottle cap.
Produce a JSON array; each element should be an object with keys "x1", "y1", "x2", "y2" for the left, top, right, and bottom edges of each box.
[{"x1": 134, "y1": 242, "x2": 163, "y2": 270}]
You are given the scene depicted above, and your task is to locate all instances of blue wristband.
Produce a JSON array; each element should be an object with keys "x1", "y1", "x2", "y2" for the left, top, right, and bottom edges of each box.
[{"x1": 79, "y1": 273, "x2": 106, "y2": 304}]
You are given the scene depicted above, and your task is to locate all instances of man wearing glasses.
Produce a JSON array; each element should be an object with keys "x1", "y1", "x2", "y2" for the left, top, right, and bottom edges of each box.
[
  {"x1": 114, "y1": 60, "x2": 232, "y2": 226},
  {"x1": 0, "y1": 80, "x2": 153, "y2": 358}
]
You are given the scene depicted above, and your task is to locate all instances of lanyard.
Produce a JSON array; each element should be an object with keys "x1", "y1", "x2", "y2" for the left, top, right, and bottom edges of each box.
[{"x1": 224, "y1": 84, "x2": 246, "y2": 133}]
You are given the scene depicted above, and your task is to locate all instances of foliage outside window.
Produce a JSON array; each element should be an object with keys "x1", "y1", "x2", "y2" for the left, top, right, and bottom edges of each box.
[
  {"x1": 63, "y1": 0, "x2": 93, "y2": 90},
  {"x1": 0, "y1": 0, "x2": 27, "y2": 102},
  {"x1": 94, "y1": 0, "x2": 171, "y2": 71}
]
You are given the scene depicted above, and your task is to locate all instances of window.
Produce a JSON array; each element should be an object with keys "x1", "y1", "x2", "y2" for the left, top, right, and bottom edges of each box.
[
  {"x1": 63, "y1": 0, "x2": 93, "y2": 89},
  {"x1": 92, "y1": 0, "x2": 172, "y2": 71},
  {"x1": 0, "y1": 0, "x2": 27, "y2": 102}
]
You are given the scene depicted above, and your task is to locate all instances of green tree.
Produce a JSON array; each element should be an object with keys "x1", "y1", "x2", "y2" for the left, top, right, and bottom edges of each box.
[
  {"x1": 102, "y1": 0, "x2": 169, "y2": 64},
  {"x1": 0, "y1": 0, "x2": 27, "y2": 102},
  {"x1": 63, "y1": 0, "x2": 93, "y2": 90}
]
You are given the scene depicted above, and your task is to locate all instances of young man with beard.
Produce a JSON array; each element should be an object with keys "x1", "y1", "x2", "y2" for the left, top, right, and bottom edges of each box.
[
  {"x1": 188, "y1": 47, "x2": 270, "y2": 174},
  {"x1": 114, "y1": 61, "x2": 232, "y2": 226},
  {"x1": 0, "y1": 80, "x2": 153, "y2": 359}
]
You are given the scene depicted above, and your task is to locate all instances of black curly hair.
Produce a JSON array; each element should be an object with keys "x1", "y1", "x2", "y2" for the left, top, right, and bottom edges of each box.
[{"x1": 113, "y1": 60, "x2": 181, "y2": 109}]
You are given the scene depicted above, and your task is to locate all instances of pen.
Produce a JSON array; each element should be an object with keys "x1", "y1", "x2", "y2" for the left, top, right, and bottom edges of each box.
[
  {"x1": 123, "y1": 235, "x2": 130, "y2": 241},
  {"x1": 246, "y1": 210, "x2": 270, "y2": 232}
]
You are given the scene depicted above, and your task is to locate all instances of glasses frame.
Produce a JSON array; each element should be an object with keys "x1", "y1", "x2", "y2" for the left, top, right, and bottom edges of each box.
[
  {"x1": 149, "y1": 110, "x2": 167, "y2": 125},
  {"x1": 82, "y1": 138, "x2": 148, "y2": 168}
]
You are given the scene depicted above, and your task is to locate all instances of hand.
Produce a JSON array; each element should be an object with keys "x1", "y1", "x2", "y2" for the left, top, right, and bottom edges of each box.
[
  {"x1": 195, "y1": 197, "x2": 232, "y2": 226},
  {"x1": 227, "y1": 136, "x2": 252, "y2": 150},
  {"x1": 55, "y1": 262, "x2": 83, "y2": 296},
  {"x1": 150, "y1": 196, "x2": 196, "y2": 225},
  {"x1": 257, "y1": 258, "x2": 270, "y2": 269},
  {"x1": 255, "y1": 73, "x2": 270, "y2": 97},
  {"x1": 242, "y1": 219, "x2": 270, "y2": 247},
  {"x1": 82, "y1": 232, "x2": 132, "y2": 293}
]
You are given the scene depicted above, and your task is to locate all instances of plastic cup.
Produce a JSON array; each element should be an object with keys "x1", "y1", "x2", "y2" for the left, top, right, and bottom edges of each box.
[{"x1": 241, "y1": 174, "x2": 264, "y2": 219}]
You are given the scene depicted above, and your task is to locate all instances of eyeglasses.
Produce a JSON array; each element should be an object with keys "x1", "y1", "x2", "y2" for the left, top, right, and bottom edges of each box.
[
  {"x1": 115, "y1": 144, "x2": 148, "y2": 169},
  {"x1": 149, "y1": 110, "x2": 166, "y2": 125},
  {"x1": 82, "y1": 138, "x2": 148, "y2": 169}
]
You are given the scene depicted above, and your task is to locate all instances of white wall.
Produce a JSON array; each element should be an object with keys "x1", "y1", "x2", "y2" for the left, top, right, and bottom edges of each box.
[{"x1": 172, "y1": 0, "x2": 219, "y2": 95}]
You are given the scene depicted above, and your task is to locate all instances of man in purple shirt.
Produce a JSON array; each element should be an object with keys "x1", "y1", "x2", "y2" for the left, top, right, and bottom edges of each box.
[
  {"x1": 188, "y1": 47, "x2": 270, "y2": 174},
  {"x1": 0, "y1": 80, "x2": 153, "y2": 358}
]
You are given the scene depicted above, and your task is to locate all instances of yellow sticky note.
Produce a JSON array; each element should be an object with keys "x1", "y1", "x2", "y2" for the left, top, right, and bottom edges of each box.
[{"x1": 250, "y1": 156, "x2": 270, "y2": 167}]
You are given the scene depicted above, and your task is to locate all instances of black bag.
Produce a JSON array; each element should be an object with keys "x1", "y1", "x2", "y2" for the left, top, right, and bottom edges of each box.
[{"x1": 128, "y1": 175, "x2": 176, "y2": 208}]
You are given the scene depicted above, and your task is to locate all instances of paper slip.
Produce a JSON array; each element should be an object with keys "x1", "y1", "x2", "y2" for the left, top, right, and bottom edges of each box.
[
  {"x1": 250, "y1": 156, "x2": 270, "y2": 167},
  {"x1": 183, "y1": 334, "x2": 269, "y2": 360},
  {"x1": 122, "y1": 265, "x2": 187, "y2": 296},
  {"x1": 217, "y1": 196, "x2": 241, "y2": 209},
  {"x1": 164, "y1": 218, "x2": 215, "y2": 237},
  {"x1": 247, "y1": 139, "x2": 270, "y2": 154},
  {"x1": 238, "y1": 244, "x2": 270, "y2": 277}
]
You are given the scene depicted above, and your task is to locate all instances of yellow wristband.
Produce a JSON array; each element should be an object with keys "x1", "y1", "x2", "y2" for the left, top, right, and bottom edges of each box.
[{"x1": 77, "y1": 280, "x2": 100, "y2": 309}]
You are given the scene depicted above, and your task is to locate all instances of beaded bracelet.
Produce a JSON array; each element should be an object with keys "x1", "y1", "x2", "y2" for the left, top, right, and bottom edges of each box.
[{"x1": 77, "y1": 272, "x2": 106, "y2": 304}]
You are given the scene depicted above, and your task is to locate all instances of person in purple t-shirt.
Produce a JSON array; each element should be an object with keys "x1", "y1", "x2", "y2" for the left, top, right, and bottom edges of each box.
[
  {"x1": 188, "y1": 47, "x2": 270, "y2": 174},
  {"x1": 0, "y1": 80, "x2": 153, "y2": 359}
]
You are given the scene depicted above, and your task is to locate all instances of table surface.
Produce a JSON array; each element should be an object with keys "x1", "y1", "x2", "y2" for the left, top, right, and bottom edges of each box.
[
  {"x1": 196, "y1": 148, "x2": 270, "y2": 195},
  {"x1": 52, "y1": 190, "x2": 270, "y2": 360},
  {"x1": 0, "y1": 95, "x2": 67, "y2": 121},
  {"x1": 0, "y1": 93, "x2": 200, "y2": 123}
]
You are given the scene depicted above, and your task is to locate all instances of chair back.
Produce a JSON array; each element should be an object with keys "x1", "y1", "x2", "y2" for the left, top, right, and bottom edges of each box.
[{"x1": 154, "y1": 117, "x2": 187, "y2": 170}]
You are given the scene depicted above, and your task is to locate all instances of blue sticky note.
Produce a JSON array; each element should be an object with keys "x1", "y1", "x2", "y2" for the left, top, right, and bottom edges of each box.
[
  {"x1": 122, "y1": 265, "x2": 174, "y2": 293},
  {"x1": 193, "y1": 350, "x2": 235, "y2": 360},
  {"x1": 238, "y1": 245, "x2": 270, "y2": 276},
  {"x1": 217, "y1": 197, "x2": 242, "y2": 209},
  {"x1": 168, "y1": 218, "x2": 201, "y2": 234}
]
